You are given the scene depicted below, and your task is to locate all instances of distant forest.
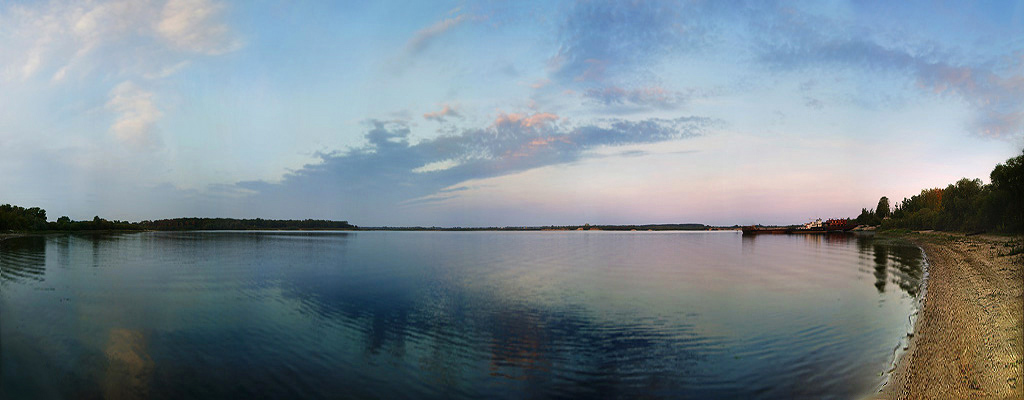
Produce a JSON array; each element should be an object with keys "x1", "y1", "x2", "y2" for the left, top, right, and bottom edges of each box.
[
  {"x1": 0, "y1": 209, "x2": 703, "y2": 232},
  {"x1": 4, "y1": 149, "x2": 1021, "y2": 234},
  {"x1": 358, "y1": 224, "x2": 711, "y2": 231},
  {"x1": 855, "y1": 149, "x2": 1023, "y2": 234},
  {"x1": 0, "y1": 209, "x2": 354, "y2": 232}
]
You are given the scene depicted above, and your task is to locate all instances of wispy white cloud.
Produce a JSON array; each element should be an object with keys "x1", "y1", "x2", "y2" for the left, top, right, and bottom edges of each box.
[
  {"x1": 0, "y1": 0, "x2": 240, "y2": 151},
  {"x1": 158, "y1": 0, "x2": 241, "y2": 55},
  {"x1": 412, "y1": 159, "x2": 460, "y2": 173},
  {"x1": 0, "y1": 0, "x2": 239, "y2": 84},
  {"x1": 1, "y1": 0, "x2": 238, "y2": 83},
  {"x1": 106, "y1": 81, "x2": 162, "y2": 148},
  {"x1": 405, "y1": 14, "x2": 467, "y2": 55},
  {"x1": 143, "y1": 60, "x2": 191, "y2": 79},
  {"x1": 755, "y1": 6, "x2": 1024, "y2": 139}
]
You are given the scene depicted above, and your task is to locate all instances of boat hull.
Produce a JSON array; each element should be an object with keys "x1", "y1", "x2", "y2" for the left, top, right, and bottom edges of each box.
[{"x1": 742, "y1": 224, "x2": 858, "y2": 235}]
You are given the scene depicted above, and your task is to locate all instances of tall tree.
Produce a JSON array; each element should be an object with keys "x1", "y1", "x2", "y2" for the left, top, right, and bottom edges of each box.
[
  {"x1": 989, "y1": 149, "x2": 1024, "y2": 231},
  {"x1": 875, "y1": 196, "x2": 890, "y2": 219}
]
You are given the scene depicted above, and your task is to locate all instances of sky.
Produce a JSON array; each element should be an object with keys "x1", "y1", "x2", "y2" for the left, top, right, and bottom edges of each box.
[{"x1": 1, "y1": 0, "x2": 1022, "y2": 227}]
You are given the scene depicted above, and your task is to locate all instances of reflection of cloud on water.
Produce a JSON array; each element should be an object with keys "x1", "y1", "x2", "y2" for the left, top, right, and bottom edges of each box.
[
  {"x1": 487, "y1": 310, "x2": 549, "y2": 381},
  {"x1": 269, "y1": 260, "x2": 705, "y2": 397},
  {"x1": 103, "y1": 329, "x2": 153, "y2": 400}
]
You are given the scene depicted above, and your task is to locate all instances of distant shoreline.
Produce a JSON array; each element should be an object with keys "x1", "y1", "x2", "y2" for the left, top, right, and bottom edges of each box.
[
  {"x1": 877, "y1": 232, "x2": 1023, "y2": 399},
  {"x1": 2, "y1": 224, "x2": 741, "y2": 234}
]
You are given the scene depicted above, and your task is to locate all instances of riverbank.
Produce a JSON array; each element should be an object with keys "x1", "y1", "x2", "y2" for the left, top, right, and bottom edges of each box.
[
  {"x1": 0, "y1": 233, "x2": 31, "y2": 242},
  {"x1": 879, "y1": 232, "x2": 1023, "y2": 399}
]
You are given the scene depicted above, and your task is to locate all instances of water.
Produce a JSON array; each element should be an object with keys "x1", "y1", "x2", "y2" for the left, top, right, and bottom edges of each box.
[{"x1": 1, "y1": 231, "x2": 924, "y2": 399}]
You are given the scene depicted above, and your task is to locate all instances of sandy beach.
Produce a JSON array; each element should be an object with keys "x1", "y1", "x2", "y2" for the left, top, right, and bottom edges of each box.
[{"x1": 879, "y1": 232, "x2": 1023, "y2": 399}]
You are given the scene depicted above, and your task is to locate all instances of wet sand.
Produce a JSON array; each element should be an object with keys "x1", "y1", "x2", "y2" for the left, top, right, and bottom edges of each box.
[{"x1": 879, "y1": 232, "x2": 1023, "y2": 399}]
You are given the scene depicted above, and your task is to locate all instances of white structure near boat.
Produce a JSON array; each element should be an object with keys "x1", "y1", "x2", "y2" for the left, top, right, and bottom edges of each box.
[{"x1": 802, "y1": 218, "x2": 824, "y2": 229}]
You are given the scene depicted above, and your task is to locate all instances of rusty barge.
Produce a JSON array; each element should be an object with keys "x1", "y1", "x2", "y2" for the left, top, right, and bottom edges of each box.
[{"x1": 742, "y1": 219, "x2": 857, "y2": 235}]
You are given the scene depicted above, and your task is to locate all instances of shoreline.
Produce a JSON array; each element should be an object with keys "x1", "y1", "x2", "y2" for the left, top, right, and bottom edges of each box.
[
  {"x1": 877, "y1": 232, "x2": 1023, "y2": 399},
  {"x1": 0, "y1": 233, "x2": 32, "y2": 242}
]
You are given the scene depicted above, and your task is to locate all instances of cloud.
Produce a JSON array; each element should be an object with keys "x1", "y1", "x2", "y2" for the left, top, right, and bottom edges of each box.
[
  {"x1": 756, "y1": 8, "x2": 1024, "y2": 139},
  {"x1": 529, "y1": 78, "x2": 551, "y2": 89},
  {"x1": 0, "y1": 0, "x2": 240, "y2": 156},
  {"x1": 583, "y1": 86, "x2": 691, "y2": 110},
  {"x1": 405, "y1": 14, "x2": 467, "y2": 55},
  {"x1": 411, "y1": 159, "x2": 460, "y2": 173},
  {"x1": 493, "y1": 112, "x2": 559, "y2": 129},
  {"x1": 235, "y1": 114, "x2": 717, "y2": 220},
  {"x1": 423, "y1": 104, "x2": 462, "y2": 122},
  {"x1": 0, "y1": 0, "x2": 239, "y2": 83},
  {"x1": 388, "y1": 11, "x2": 478, "y2": 74},
  {"x1": 106, "y1": 81, "x2": 162, "y2": 148},
  {"x1": 143, "y1": 60, "x2": 191, "y2": 80},
  {"x1": 549, "y1": 0, "x2": 710, "y2": 83},
  {"x1": 158, "y1": 0, "x2": 241, "y2": 55}
]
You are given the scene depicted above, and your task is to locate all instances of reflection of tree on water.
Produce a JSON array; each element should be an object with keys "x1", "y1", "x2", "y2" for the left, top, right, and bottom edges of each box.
[
  {"x1": 822, "y1": 233, "x2": 851, "y2": 245},
  {"x1": 854, "y1": 234, "x2": 924, "y2": 296},
  {"x1": 0, "y1": 236, "x2": 46, "y2": 283},
  {"x1": 855, "y1": 233, "x2": 874, "y2": 254},
  {"x1": 76, "y1": 233, "x2": 132, "y2": 268},
  {"x1": 886, "y1": 244, "x2": 924, "y2": 297},
  {"x1": 872, "y1": 244, "x2": 889, "y2": 292}
]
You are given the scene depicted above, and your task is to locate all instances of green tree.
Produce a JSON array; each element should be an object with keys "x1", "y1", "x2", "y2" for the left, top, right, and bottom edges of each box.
[
  {"x1": 875, "y1": 197, "x2": 890, "y2": 219},
  {"x1": 939, "y1": 178, "x2": 984, "y2": 230},
  {"x1": 988, "y1": 149, "x2": 1024, "y2": 232}
]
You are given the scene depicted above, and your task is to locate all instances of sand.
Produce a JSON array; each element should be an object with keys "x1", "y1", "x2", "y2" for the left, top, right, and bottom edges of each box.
[{"x1": 878, "y1": 232, "x2": 1023, "y2": 399}]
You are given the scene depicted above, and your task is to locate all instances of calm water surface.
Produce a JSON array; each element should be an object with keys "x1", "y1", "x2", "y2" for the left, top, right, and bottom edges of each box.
[{"x1": 1, "y1": 231, "x2": 924, "y2": 399}]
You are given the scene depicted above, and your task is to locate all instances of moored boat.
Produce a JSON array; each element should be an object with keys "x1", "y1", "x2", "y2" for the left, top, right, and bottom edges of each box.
[
  {"x1": 825, "y1": 218, "x2": 858, "y2": 232},
  {"x1": 742, "y1": 218, "x2": 858, "y2": 235},
  {"x1": 741, "y1": 226, "x2": 788, "y2": 234}
]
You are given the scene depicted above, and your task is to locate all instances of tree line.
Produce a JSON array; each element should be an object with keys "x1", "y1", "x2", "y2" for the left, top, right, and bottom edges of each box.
[
  {"x1": 855, "y1": 149, "x2": 1023, "y2": 233},
  {"x1": 0, "y1": 207, "x2": 355, "y2": 232}
]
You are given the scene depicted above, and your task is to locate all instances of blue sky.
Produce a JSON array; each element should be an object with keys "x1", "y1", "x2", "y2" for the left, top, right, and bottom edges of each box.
[{"x1": 1, "y1": 0, "x2": 1021, "y2": 226}]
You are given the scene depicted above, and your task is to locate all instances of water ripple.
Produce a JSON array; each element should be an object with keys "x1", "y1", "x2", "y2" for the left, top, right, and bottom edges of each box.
[{"x1": 1, "y1": 231, "x2": 923, "y2": 399}]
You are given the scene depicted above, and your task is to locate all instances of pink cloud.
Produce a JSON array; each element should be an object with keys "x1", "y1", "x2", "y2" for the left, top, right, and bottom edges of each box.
[
  {"x1": 493, "y1": 112, "x2": 560, "y2": 129},
  {"x1": 529, "y1": 78, "x2": 550, "y2": 89},
  {"x1": 423, "y1": 104, "x2": 462, "y2": 122}
]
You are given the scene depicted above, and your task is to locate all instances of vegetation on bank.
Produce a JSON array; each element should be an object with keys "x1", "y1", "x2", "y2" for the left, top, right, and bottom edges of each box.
[
  {"x1": 1, "y1": 204, "x2": 713, "y2": 233},
  {"x1": 0, "y1": 207, "x2": 355, "y2": 232},
  {"x1": 855, "y1": 149, "x2": 1024, "y2": 234}
]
